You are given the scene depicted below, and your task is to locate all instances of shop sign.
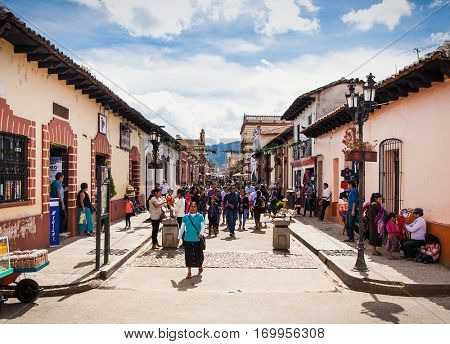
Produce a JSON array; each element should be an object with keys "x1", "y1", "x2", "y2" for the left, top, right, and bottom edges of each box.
[
  {"x1": 49, "y1": 198, "x2": 60, "y2": 246},
  {"x1": 98, "y1": 113, "x2": 107, "y2": 135},
  {"x1": 49, "y1": 156, "x2": 62, "y2": 183},
  {"x1": 120, "y1": 123, "x2": 131, "y2": 151}
]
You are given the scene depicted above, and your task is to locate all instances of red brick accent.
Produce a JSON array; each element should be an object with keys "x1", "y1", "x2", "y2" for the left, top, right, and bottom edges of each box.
[
  {"x1": 44, "y1": 118, "x2": 78, "y2": 237},
  {"x1": 0, "y1": 97, "x2": 36, "y2": 206},
  {"x1": 129, "y1": 146, "x2": 140, "y2": 197},
  {"x1": 91, "y1": 133, "x2": 111, "y2": 200}
]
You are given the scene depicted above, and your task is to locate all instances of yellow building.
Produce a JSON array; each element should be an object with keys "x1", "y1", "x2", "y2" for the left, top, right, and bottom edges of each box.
[{"x1": 0, "y1": 8, "x2": 174, "y2": 250}]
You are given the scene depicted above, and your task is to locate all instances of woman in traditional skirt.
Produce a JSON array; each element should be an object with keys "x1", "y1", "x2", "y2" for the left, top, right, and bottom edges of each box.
[
  {"x1": 77, "y1": 182, "x2": 95, "y2": 236},
  {"x1": 178, "y1": 202, "x2": 205, "y2": 279}
]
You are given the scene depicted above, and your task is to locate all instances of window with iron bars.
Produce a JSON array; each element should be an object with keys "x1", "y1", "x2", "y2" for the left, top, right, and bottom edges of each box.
[{"x1": 0, "y1": 132, "x2": 28, "y2": 204}]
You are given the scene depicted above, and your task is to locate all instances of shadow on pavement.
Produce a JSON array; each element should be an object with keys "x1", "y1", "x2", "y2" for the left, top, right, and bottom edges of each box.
[
  {"x1": 361, "y1": 294, "x2": 404, "y2": 324},
  {"x1": 0, "y1": 301, "x2": 37, "y2": 320},
  {"x1": 220, "y1": 237, "x2": 240, "y2": 241},
  {"x1": 171, "y1": 275, "x2": 203, "y2": 292}
]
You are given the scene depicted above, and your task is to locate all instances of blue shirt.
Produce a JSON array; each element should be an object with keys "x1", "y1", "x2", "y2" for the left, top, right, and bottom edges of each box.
[
  {"x1": 50, "y1": 180, "x2": 64, "y2": 201},
  {"x1": 182, "y1": 213, "x2": 205, "y2": 242},
  {"x1": 347, "y1": 188, "x2": 358, "y2": 211}
]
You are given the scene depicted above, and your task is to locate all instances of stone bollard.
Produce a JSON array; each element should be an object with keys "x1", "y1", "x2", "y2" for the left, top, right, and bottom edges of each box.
[
  {"x1": 272, "y1": 218, "x2": 290, "y2": 251},
  {"x1": 162, "y1": 218, "x2": 179, "y2": 249}
]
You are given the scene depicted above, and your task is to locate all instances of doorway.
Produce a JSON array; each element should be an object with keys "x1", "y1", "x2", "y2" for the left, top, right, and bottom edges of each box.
[{"x1": 50, "y1": 145, "x2": 69, "y2": 233}]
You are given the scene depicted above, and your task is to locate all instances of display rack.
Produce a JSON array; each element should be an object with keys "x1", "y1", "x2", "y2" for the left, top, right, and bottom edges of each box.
[{"x1": 0, "y1": 237, "x2": 11, "y2": 278}]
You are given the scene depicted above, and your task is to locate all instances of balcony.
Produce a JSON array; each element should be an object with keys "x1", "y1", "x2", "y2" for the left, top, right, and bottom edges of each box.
[{"x1": 293, "y1": 139, "x2": 312, "y2": 161}]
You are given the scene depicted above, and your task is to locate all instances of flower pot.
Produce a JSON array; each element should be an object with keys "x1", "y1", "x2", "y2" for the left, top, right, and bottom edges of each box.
[{"x1": 345, "y1": 150, "x2": 377, "y2": 162}]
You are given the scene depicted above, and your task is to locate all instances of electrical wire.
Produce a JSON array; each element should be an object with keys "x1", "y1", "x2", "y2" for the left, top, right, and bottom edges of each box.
[
  {"x1": 345, "y1": 0, "x2": 449, "y2": 78},
  {"x1": 0, "y1": 0, "x2": 194, "y2": 139}
]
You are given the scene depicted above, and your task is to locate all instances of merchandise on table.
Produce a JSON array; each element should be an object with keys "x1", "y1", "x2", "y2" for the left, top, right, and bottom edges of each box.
[
  {"x1": 0, "y1": 237, "x2": 11, "y2": 272},
  {"x1": 9, "y1": 249, "x2": 49, "y2": 269}
]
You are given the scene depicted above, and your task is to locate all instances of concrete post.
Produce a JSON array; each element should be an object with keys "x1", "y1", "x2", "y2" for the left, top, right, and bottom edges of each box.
[
  {"x1": 273, "y1": 219, "x2": 290, "y2": 250},
  {"x1": 162, "y1": 218, "x2": 179, "y2": 249}
]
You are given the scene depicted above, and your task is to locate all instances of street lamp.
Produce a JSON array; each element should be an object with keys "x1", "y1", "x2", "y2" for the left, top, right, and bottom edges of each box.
[
  {"x1": 149, "y1": 131, "x2": 161, "y2": 191},
  {"x1": 345, "y1": 73, "x2": 377, "y2": 272}
]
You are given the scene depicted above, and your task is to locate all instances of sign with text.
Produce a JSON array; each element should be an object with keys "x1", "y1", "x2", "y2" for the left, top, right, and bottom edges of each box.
[
  {"x1": 49, "y1": 198, "x2": 60, "y2": 246},
  {"x1": 49, "y1": 156, "x2": 62, "y2": 183}
]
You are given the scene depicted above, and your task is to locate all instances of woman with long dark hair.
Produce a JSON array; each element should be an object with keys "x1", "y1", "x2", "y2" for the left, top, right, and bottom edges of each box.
[
  {"x1": 148, "y1": 188, "x2": 165, "y2": 249},
  {"x1": 178, "y1": 202, "x2": 205, "y2": 279},
  {"x1": 367, "y1": 192, "x2": 384, "y2": 256},
  {"x1": 77, "y1": 182, "x2": 94, "y2": 236}
]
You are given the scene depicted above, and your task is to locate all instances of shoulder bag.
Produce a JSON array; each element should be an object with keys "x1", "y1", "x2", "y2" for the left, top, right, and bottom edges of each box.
[{"x1": 188, "y1": 215, "x2": 206, "y2": 250}]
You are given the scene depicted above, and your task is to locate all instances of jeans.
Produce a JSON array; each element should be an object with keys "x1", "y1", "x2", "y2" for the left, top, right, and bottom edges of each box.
[
  {"x1": 303, "y1": 198, "x2": 313, "y2": 216},
  {"x1": 319, "y1": 200, "x2": 330, "y2": 220},
  {"x1": 151, "y1": 219, "x2": 160, "y2": 244},
  {"x1": 346, "y1": 212, "x2": 356, "y2": 240},
  {"x1": 226, "y1": 210, "x2": 238, "y2": 234},
  {"x1": 242, "y1": 209, "x2": 249, "y2": 227}
]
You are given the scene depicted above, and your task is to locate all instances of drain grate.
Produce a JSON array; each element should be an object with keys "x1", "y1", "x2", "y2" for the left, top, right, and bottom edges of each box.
[
  {"x1": 322, "y1": 250, "x2": 356, "y2": 256},
  {"x1": 87, "y1": 248, "x2": 129, "y2": 256}
]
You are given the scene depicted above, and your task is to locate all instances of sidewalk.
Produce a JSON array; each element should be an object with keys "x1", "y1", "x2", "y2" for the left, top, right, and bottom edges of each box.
[
  {"x1": 3, "y1": 212, "x2": 152, "y2": 297},
  {"x1": 290, "y1": 216, "x2": 450, "y2": 297}
]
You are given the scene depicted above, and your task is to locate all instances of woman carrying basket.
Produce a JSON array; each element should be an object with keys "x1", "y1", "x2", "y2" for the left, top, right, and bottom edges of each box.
[{"x1": 178, "y1": 202, "x2": 205, "y2": 279}]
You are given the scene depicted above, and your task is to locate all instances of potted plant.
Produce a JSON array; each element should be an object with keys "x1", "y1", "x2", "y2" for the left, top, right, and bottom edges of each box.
[{"x1": 342, "y1": 127, "x2": 377, "y2": 162}]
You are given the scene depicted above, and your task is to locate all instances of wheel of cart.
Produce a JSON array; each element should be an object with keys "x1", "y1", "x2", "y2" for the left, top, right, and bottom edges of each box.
[{"x1": 0, "y1": 261, "x2": 49, "y2": 304}]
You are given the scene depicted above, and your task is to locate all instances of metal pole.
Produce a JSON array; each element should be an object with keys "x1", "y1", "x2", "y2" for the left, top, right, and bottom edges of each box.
[
  {"x1": 104, "y1": 177, "x2": 110, "y2": 265},
  {"x1": 353, "y1": 108, "x2": 368, "y2": 272},
  {"x1": 95, "y1": 165, "x2": 102, "y2": 271}
]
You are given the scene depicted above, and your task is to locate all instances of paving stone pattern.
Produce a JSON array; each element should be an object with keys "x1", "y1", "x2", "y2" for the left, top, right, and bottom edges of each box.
[{"x1": 133, "y1": 250, "x2": 317, "y2": 269}]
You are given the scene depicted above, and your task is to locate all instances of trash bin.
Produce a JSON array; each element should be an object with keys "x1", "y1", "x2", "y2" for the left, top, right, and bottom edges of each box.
[
  {"x1": 273, "y1": 219, "x2": 290, "y2": 250},
  {"x1": 162, "y1": 218, "x2": 179, "y2": 249}
]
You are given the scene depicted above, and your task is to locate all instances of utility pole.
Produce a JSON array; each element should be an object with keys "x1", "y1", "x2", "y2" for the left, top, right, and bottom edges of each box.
[{"x1": 413, "y1": 48, "x2": 420, "y2": 61}]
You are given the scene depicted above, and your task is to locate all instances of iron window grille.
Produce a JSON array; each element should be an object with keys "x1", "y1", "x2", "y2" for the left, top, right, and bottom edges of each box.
[
  {"x1": 379, "y1": 139, "x2": 402, "y2": 214},
  {"x1": 0, "y1": 132, "x2": 28, "y2": 204}
]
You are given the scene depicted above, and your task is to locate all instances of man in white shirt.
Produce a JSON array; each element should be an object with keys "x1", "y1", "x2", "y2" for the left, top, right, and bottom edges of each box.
[
  {"x1": 161, "y1": 180, "x2": 169, "y2": 197},
  {"x1": 318, "y1": 183, "x2": 332, "y2": 221},
  {"x1": 244, "y1": 181, "x2": 255, "y2": 197},
  {"x1": 401, "y1": 208, "x2": 427, "y2": 258}
]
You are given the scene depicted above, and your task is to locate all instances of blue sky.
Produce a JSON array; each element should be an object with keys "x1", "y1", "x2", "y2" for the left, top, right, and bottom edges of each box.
[{"x1": 1, "y1": 0, "x2": 448, "y2": 141}]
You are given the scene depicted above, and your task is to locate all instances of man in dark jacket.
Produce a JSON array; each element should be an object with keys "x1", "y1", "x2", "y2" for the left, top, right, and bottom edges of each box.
[{"x1": 225, "y1": 185, "x2": 240, "y2": 237}]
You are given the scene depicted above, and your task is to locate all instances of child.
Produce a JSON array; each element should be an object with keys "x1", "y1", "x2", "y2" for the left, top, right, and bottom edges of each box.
[
  {"x1": 416, "y1": 234, "x2": 441, "y2": 264},
  {"x1": 208, "y1": 196, "x2": 219, "y2": 236},
  {"x1": 385, "y1": 212, "x2": 401, "y2": 260},
  {"x1": 124, "y1": 195, "x2": 133, "y2": 229}
]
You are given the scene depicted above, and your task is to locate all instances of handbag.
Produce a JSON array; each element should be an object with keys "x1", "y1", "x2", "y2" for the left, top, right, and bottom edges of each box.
[
  {"x1": 78, "y1": 211, "x2": 87, "y2": 225},
  {"x1": 188, "y1": 215, "x2": 206, "y2": 250}
]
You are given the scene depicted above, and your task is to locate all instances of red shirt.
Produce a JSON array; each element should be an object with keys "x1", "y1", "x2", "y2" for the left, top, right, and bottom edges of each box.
[{"x1": 125, "y1": 200, "x2": 133, "y2": 214}]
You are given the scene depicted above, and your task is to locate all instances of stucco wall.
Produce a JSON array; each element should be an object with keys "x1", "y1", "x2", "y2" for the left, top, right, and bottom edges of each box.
[{"x1": 316, "y1": 78, "x2": 450, "y2": 225}]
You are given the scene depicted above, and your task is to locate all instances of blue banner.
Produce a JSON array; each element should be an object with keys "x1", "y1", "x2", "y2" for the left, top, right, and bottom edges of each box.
[{"x1": 49, "y1": 197, "x2": 60, "y2": 246}]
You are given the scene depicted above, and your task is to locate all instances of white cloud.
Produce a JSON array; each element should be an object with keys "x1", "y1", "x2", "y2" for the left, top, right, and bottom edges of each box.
[
  {"x1": 429, "y1": 0, "x2": 447, "y2": 8},
  {"x1": 258, "y1": 0, "x2": 320, "y2": 35},
  {"x1": 79, "y1": 44, "x2": 417, "y2": 140},
  {"x1": 341, "y1": 0, "x2": 413, "y2": 31},
  {"x1": 209, "y1": 38, "x2": 264, "y2": 54},
  {"x1": 71, "y1": 0, "x2": 320, "y2": 39},
  {"x1": 429, "y1": 32, "x2": 450, "y2": 44}
]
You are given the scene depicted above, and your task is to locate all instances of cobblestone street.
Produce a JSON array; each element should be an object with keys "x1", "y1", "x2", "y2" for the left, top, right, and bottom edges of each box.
[{"x1": 2, "y1": 217, "x2": 450, "y2": 324}]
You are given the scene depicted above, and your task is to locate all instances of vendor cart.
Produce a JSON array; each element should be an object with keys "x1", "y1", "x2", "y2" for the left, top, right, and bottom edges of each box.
[{"x1": 0, "y1": 237, "x2": 49, "y2": 305}]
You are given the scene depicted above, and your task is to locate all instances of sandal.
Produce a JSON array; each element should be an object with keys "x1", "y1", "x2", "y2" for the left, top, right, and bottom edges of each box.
[
  {"x1": 186, "y1": 273, "x2": 192, "y2": 279},
  {"x1": 372, "y1": 251, "x2": 382, "y2": 256},
  {"x1": 198, "y1": 268, "x2": 203, "y2": 275}
]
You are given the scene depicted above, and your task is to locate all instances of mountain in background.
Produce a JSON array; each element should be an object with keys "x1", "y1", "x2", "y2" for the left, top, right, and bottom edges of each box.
[{"x1": 207, "y1": 141, "x2": 241, "y2": 167}]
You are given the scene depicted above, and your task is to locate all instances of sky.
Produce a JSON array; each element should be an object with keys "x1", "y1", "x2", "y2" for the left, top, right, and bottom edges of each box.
[{"x1": 1, "y1": 0, "x2": 449, "y2": 143}]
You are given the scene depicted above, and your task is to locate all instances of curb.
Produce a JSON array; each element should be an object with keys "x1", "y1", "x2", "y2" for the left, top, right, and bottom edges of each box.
[
  {"x1": 1, "y1": 236, "x2": 152, "y2": 298},
  {"x1": 290, "y1": 229, "x2": 450, "y2": 297}
]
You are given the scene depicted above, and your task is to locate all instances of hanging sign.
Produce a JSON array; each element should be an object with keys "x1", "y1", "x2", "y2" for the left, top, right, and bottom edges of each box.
[{"x1": 49, "y1": 156, "x2": 62, "y2": 183}]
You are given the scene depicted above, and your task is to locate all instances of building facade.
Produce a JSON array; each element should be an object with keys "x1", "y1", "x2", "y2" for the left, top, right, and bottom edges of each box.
[
  {"x1": 0, "y1": 9, "x2": 175, "y2": 250},
  {"x1": 303, "y1": 43, "x2": 450, "y2": 265}
]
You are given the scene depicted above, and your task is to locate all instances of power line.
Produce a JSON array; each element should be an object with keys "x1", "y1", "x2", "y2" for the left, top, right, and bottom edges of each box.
[
  {"x1": 0, "y1": 0, "x2": 194, "y2": 139},
  {"x1": 345, "y1": 0, "x2": 449, "y2": 78}
]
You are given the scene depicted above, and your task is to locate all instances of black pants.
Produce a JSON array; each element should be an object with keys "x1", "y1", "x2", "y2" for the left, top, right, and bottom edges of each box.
[
  {"x1": 319, "y1": 200, "x2": 330, "y2": 220},
  {"x1": 401, "y1": 239, "x2": 425, "y2": 258},
  {"x1": 60, "y1": 206, "x2": 67, "y2": 233},
  {"x1": 151, "y1": 219, "x2": 160, "y2": 244},
  {"x1": 125, "y1": 213, "x2": 132, "y2": 227}
]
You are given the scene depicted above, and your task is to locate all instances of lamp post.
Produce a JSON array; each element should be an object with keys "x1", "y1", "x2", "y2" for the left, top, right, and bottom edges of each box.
[
  {"x1": 149, "y1": 131, "x2": 161, "y2": 191},
  {"x1": 345, "y1": 73, "x2": 377, "y2": 272}
]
